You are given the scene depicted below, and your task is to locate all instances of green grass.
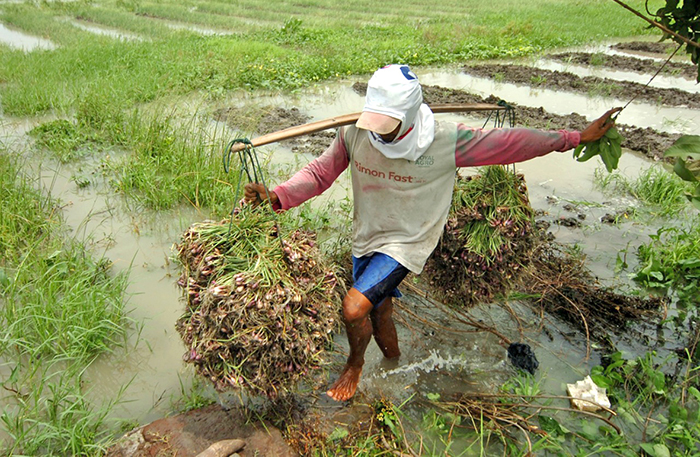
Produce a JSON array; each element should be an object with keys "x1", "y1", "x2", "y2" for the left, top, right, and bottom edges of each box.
[
  {"x1": 0, "y1": 150, "x2": 130, "y2": 453},
  {"x1": 0, "y1": 0, "x2": 657, "y2": 117},
  {"x1": 102, "y1": 107, "x2": 244, "y2": 213},
  {"x1": 594, "y1": 165, "x2": 694, "y2": 218},
  {"x1": 1, "y1": 362, "x2": 129, "y2": 456},
  {"x1": 0, "y1": 150, "x2": 129, "y2": 362},
  {"x1": 633, "y1": 221, "x2": 700, "y2": 304}
]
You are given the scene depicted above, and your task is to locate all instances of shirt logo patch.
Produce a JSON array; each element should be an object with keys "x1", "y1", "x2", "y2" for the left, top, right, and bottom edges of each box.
[{"x1": 414, "y1": 155, "x2": 434, "y2": 167}]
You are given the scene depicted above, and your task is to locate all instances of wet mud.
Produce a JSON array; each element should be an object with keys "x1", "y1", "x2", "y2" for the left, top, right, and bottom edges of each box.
[
  {"x1": 214, "y1": 105, "x2": 336, "y2": 155},
  {"x1": 105, "y1": 403, "x2": 295, "y2": 457},
  {"x1": 462, "y1": 63, "x2": 700, "y2": 109},
  {"x1": 547, "y1": 52, "x2": 698, "y2": 80},
  {"x1": 611, "y1": 40, "x2": 678, "y2": 55},
  {"x1": 215, "y1": 79, "x2": 682, "y2": 162}
]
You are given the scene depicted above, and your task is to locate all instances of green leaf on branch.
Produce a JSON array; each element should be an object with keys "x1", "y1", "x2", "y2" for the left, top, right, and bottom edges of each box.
[
  {"x1": 673, "y1": 158, "x2": 698, "y2": 182},
  {"x1": 573, "y1": 126, "x2": 623, "y2": 172},
  {"x1": 663, "y1": 135, "x2": 700, "y2": 209},
  {"x1": 663, "y1": 135, "x2": 700, "y2": 160}
]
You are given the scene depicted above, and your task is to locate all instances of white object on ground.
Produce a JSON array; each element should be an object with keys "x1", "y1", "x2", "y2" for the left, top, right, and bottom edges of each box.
[{"x1": 566, "y1": 375, "x2": 611, "y2": 412}]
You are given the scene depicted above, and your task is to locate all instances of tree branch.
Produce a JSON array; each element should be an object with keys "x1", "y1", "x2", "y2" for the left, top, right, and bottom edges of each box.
[{"x1": 610, "y1": 0, "x2": 700, "y2": 50}]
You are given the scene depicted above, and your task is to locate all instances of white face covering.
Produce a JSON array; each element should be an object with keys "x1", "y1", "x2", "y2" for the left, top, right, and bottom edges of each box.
[
  {"x1": 369, "y1": 104, "x2": 435, "y2": 161},
  {"x1": 359, "y1": 65, "x2": 436, "y2": 161}
]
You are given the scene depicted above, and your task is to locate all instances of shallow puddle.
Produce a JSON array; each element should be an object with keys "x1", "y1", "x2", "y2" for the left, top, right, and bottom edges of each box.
[
  {"x1": 159, "y1": 19, "x2": 233, "y2": 36},
  {"x1": 0, "y1": 22, "x2": 56, "y2": 51},
  {"x1": 68, "y1": 19, "x2": 142, "y2": 41}
]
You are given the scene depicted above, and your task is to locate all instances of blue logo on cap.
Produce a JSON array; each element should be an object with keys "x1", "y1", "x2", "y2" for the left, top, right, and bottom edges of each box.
[{"x1": 400, "y1": 66, "x2": 416, "y2": 81}]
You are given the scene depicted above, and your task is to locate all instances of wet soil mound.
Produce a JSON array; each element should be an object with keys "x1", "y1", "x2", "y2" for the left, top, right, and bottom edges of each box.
[
  {"x1": 214, "y1": 105, "x2": 335, "y2": 155},
  {"x1": 221, "y1": 81, "x2": 680, "y2": 164},
  {"x1": 547, "y1": 52, "x2": 698, "y2": 80},
  {"x1": 418, "y1": 85, "x2": 680, "y2": 161},
  {"x1": 462, "y1": 64, "x2": 700, "y2": 108},
  {"x1": 612, "y1": 41, "x2": 677, "y2": 55},
  {"x1": 106, "y1": 404, "x2": 295, "y2": 457}
]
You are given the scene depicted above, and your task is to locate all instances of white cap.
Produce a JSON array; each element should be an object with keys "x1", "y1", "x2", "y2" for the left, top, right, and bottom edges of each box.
[{"x1": 356, "y1": 65, "x2": 423, "y2": 135}]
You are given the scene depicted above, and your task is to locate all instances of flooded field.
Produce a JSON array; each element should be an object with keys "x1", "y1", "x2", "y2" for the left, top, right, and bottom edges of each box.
[{"x1": 2, "y1": 29, "x2": 699, "y2": 454}]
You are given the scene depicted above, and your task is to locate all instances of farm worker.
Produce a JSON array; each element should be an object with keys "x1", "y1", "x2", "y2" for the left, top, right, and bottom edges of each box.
[{"x1": 245, "y1": 64, "x2": 620, "y2": 402}]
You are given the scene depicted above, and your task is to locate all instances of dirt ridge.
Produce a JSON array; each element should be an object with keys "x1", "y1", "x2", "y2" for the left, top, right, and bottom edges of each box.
[
  {"x1": 462, "y1": 63, "x2": 700, "y2": 109},
  {"x1": 354, "y1": 83, "x2": 680, "y2": 161},
  {"x1": 547, "y1": 52, "x2": 698, "y2": 80}
]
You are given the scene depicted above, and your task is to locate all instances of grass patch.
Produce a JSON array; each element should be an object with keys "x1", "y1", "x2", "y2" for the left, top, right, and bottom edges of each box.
[
  {"x1": 0, "y1": 150, "x2": 129, "y2": 363},
  {"x1": 0, "y1": 149, "x2": 130, "y2": 453},
  {"x1": 1, "y1": 361, "x2": 129, "y2": 456},
  {"x1": 633, "y1": 221, "x2": 700, "y2": 305},
  {"x1": 594, "y1": 165, "x2": 694, "y2": 218},
  {"x1": 28, "y1": 119, "x2": 89, "y2": 163},
  {"x1": 104, "y1": 108, "x2": 242, "y2": 213}
]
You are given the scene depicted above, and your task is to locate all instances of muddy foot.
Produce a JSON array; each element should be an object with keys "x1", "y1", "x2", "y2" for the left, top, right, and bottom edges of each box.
[{"x1": 327, "y1": 365, "x2": 362, "y2": 401}]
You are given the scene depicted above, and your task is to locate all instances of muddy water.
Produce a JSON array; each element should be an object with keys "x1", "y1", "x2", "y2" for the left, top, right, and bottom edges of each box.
[
  {"x1": 67, "y1": 19, "x2": 142, "y2": 41},
  {"x1": 0, "y1": 22, "x2": 56, "y2": 51},
  {"x1": 2, "y1": 62, "x2": 696, "y2": 436},
  {"x1": 536, "y1": 59, "x2": 700, "y2": 94},
  {"x1": 159, "y1": 20, "x2": 233, "y2": 36}
]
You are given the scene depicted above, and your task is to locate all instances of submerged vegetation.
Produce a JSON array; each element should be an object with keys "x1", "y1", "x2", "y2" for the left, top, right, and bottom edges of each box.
[
  {"x1": 0, "y1": 151, "x2": 129, "y2": 454},
  {"x1": 594, "y1": 164, "x2": 694, "y2": 218}
]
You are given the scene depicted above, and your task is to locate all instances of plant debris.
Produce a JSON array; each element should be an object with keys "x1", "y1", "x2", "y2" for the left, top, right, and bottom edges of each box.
[
  {"x1": 522, "y1": 242, "x2": 667, "y2": 347},
  {"x1": 175, "y1": 208, "x2": 344, "y2": 398}
]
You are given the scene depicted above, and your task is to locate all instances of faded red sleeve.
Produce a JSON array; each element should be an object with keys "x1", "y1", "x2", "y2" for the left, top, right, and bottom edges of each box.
[
  {"x1": 454, "y1": 124, "x2": 581, "y2": 167},
  {"x1": 272, "y1": 132, "x2": 350, "y2": 210}
]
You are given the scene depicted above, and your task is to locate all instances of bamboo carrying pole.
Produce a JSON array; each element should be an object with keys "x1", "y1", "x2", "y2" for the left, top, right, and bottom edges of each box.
[{"x1": 228, "y1": 103, "x2": 506, "y2": 153}]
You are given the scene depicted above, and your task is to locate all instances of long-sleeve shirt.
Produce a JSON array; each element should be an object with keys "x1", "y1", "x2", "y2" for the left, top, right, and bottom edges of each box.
[{"x1": 273, "y1": 121, "x2": 580, "y2": 273}]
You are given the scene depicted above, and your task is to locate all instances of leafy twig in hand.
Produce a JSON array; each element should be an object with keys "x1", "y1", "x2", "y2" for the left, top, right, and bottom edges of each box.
[{"x1": 573, "y1": 126, "x2": 624, "y2": 172}]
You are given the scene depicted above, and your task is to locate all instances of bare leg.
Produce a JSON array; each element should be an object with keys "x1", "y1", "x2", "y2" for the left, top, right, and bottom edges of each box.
[
  {"x1": 327, "y1": 288, "x2": 373, "y2": 402},
  {"x1": 370, "y1": 297, "x2": 400, "y2": 359}
]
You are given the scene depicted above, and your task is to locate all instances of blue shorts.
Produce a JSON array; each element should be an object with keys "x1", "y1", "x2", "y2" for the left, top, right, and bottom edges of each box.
[{"x1": 352, "y1": 253, "x2": 409, "y2": 308}]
